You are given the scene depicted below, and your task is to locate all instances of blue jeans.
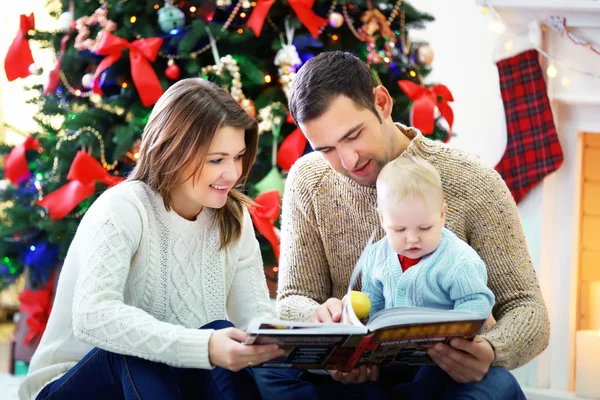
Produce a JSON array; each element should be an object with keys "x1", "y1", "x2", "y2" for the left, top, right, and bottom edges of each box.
[
  {"x1": 37, "y1": 320, "x2": 261, "y2": 400},
  {"x1": 253, "y1": 364, "x2": 526, "y2": 400}
]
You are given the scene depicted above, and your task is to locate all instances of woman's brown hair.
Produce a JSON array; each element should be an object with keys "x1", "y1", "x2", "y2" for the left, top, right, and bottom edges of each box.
[{"x1": 128, "y1": 78, "x2": 258, "y2": 249}]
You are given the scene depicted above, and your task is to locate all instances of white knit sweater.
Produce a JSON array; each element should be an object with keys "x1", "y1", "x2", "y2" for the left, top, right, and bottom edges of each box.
[{"x1": 19, "y1": 181, "x2": 276, "y2": 399}]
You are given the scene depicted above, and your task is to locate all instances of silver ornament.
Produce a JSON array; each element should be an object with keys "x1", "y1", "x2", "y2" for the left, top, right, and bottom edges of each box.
[
  {"x1": 157, "y1": 3, "x2": 185, "y2": 33},
  {"x1": 58, "y1": 11, "x2": 74, "y2": 32}
]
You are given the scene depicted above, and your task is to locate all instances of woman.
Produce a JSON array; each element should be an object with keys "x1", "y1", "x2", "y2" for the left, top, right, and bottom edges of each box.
[{"x1": 19, "y1": 78, "x2": 282, "y2": 400}]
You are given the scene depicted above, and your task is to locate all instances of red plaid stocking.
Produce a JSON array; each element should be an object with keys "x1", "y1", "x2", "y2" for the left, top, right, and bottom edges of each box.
[{"x1": 495, "y1": 49, "x2": 564, "y2": 203}]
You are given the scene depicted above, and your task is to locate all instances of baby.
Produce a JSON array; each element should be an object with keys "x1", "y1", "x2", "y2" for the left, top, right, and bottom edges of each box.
[{"x1": 361, "y1": 155, "x2": 494, "y2": 320}]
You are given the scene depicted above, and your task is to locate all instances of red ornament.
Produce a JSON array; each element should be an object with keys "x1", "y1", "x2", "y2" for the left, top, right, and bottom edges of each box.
[{"x1": 165, "y1": 60, "x2": 181, "y2": 81}]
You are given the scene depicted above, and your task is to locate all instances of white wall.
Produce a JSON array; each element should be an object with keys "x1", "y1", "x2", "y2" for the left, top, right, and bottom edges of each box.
[{"x1": 410, "y1": 0, "x2": 507, "y2": 167}]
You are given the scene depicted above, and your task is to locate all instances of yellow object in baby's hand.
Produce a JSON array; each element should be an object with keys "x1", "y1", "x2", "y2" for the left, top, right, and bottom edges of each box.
[{"x1": 342, "y1": 291, "x2": 372, "y2": 320}]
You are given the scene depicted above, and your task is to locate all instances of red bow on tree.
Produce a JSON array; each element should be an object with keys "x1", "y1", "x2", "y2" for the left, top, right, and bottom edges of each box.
[
  {"x1": 278, "y1": 128, "x2": 306, "y2": 171},
  {"x1": 4, "y1": 13, "x2": 36, "y2": 81},
  {"x1": 18, "y1": 274, "x2": 55, "y2": 345},
  {"x1": 398, "y1": 80, "x2": 454, "y2": 136},
  {"x1": 248, "y1": 0, "x2": 327, "y2": 39},
  {"x1": 249, "y1": 190, "x2": 281, "y2": 259},
  {"x1": 38, "y1": 151, "x2": 124, "y2": 219},
  {"x1": 93, "y1": 32, "x2": 163, "y2": 107},
  {"x1": 44, "y1": 34, "x2": 70, "y2": 95},
  {"x1": 4, "y1": 135, "x2": 39, "y2": 185}
]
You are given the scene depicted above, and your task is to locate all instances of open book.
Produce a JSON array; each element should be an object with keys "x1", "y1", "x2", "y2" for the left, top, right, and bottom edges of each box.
[{"x1": 245, "y1": 232, "x2": 486, "y2": 371}]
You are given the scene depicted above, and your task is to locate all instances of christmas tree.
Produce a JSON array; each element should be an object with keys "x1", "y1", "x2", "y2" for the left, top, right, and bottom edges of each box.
[{"x1": 1, "y1": 0, "x2": 453, "y2": 295}]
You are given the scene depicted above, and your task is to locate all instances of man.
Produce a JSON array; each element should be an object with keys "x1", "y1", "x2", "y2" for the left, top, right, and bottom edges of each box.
[{"x1": 255, "y1": 51, "x2": 548, "y2": 399}]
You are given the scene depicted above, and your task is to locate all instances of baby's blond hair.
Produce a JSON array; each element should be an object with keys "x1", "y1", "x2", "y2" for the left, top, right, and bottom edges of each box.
[{"x1": 377, "y1": 155, "x2": 444, "y2": 206}]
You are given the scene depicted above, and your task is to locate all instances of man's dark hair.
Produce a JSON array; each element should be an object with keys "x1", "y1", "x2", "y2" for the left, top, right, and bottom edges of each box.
[{"x1": 288, "y1": 51, "x2": 381, "y2": 125}]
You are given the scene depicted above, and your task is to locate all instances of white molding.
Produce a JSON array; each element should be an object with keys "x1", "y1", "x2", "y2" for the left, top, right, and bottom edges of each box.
[
  {"x1": 476, "y1": 0, "x2": 600, "y2": 12},
  {"x1": 475, "y1": 0, "x2": 600, "y2": 28},
  {"x1": 524, "y1": 387, "x2": 584, "y2": 400},
  {"x1": 551, "y1": 94, "x2": 600, "y2": 106}
]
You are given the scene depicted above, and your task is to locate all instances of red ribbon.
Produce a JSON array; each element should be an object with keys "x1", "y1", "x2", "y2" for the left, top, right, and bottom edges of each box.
[
  {"x1": 249, "y1": 190, "x2": 281, "y2": 259},
  {"x1": 248, "y1": 0, "x2": 327, "y2": 39},
  {"x1": 18, "y1": 274, "x2": 55, "y2": 345},
  {"x1": 398, "y1": 80, "x2": 454, "y2": 136},
  {"x1": 44, "y1": 34, "x2": 70, "y2": 95},
  {"x1": 4, "y1": 135, "x2": 39, "y2": 185},
  {"x1": 286, "y1": 112, "x2": 295, "y2": 124},
  {"x1": 93, "y1": 32, "x2": 163, "y2": 107},
  {"x1": 277, "y1": 128, "x2": 306, "y2": 171},
  {"x1": 38, "y1": 151, "x2": 124, "y2": 220},
  {"x1": 4, "y1": 13, "x2": 35, "y2": 81}
]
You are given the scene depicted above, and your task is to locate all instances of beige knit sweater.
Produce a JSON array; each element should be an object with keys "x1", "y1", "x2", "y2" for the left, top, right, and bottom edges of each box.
[{"x1": 277, "y1": 124, "x2": 549, "y2": 370}]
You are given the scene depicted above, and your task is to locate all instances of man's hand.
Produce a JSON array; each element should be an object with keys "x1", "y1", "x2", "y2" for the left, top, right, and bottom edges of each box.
[
  {"x1": 427, "y1": 335, "x2": 495, "y2": 383},
  {"x1": 310, "y1": 298, "x2": 343, "y2": 323},
  {"x1": 329, "y1": 365, "x2": 380, "y2": 384}
]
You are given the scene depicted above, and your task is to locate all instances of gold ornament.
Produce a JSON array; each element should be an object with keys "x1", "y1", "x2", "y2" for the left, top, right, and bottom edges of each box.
[
  {"x1": 240, "y1": 98, "x2": 256, "y2": 119},
  {"x1": 125, "y1": 139, "x2": 142, "y2": 162},
  {"x1": 328, "y1": 12, "x2": 344, "y2": 28},
  {"x1": 416, "y1": 44, "x2": 434, "y2": 65}
]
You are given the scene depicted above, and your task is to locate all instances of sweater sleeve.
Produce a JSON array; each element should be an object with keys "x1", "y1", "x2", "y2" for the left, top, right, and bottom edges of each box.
[
  {"x1": 227, "y1": 210, "x2": 277, "y2": 330},
  {"x1": 442, "y1": 257, "x2": 495, "y2": 320},
  {"x1": 72, "y1": 193, "x2": 214, "y2": 370},
  {"x1": 465, "y1": 166, "x2": 550, "y2": 370},
  {"x1": 277, "y1": 161, "x2": 333, "y2": 322}
]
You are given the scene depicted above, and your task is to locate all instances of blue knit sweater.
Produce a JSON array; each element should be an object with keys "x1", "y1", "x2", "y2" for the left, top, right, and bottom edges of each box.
[{"x1": 361, "y1": 228, "x2": 495, "y2": 320}]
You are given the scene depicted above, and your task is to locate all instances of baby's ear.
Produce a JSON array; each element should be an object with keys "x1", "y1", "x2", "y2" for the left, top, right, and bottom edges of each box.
[{"x1": 441, "y1": 202, "x2": 448, "y2": 220}]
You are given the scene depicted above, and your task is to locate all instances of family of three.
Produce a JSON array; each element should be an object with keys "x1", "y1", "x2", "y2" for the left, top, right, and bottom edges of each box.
[{"x1": 19, "y1": 51, "x2": 549, "y2": 400}]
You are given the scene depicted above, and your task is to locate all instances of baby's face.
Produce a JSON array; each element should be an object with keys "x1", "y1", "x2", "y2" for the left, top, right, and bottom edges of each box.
[{"x1": 378, "y1": 193, "x2": 445, "y2": 259}]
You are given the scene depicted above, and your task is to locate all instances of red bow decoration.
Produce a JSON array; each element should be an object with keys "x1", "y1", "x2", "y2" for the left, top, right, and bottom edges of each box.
[
  {"x1": 278, "y1": 128, "x2": 306, "y2": 171},
  {"x1": 4, "y1": 13, "x2": 36, "y2": 81},
  {"x1": 248, "y1": 0, "x2": 327, "y2": 39},
  {"x1": 286, "y1": 112, "x2": 295, "y2": 124},
  {"x1": 93, "y1": 32, "x2": 163, "y2": 107},
  {"x1": 44, "y1": 34, "x2": 70, "y2": 95},
  {"x1": 249, "y1": 190, "x2": 281, "y2": 259},
  {"x1": 4, "y1": 135, "x2": 39, "y2": 185},
  {"x1": 398, "y1": 80, "x2": 454, "y2": 136},
  {"x1": 18, "y1": 274, "x2": 55, "y2": 345},
  {"x1": 38, "y1": 151, "x2": 124, "y2": 219}
]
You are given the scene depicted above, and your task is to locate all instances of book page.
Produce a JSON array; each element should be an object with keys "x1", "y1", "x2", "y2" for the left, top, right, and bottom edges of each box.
[
  {"x1": 366, "y1": 307, "x2": 482, "y2": 332},
  {"x1": 246, "y1": 318, "x2": 366, "y2": 335},
  {"x1": 341, "y1": 230, "x2": 377, "y2": 327}
]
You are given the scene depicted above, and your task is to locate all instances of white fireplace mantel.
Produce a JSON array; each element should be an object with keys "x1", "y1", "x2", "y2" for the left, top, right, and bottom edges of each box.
[
  {"x1": 473, "y1": 1, "x2": 600, "y2": 400},
  {"x1": 475, "y1": 0, "x2": 600, "y2": 27}
]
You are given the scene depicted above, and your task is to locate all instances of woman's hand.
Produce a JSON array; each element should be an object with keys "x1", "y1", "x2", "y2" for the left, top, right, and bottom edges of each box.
[{"x1": 208, "y1": 327, "x2": 284, "y2": 371}]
